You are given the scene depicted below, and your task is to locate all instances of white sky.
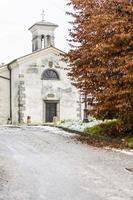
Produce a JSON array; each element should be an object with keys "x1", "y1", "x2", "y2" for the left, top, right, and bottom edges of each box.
[{"x1": 0, "y1": 0, "x2": 72, "y2": 64}]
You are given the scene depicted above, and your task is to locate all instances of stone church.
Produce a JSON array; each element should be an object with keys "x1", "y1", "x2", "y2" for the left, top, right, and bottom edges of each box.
[{"x1": 0, "y1": 17, "x2": 81, "y2": 124}]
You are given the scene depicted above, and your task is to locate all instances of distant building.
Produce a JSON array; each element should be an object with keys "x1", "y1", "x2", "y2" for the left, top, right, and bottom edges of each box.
[{"x1": 0, "y1": 16, "x2": 81, "y2": 124}]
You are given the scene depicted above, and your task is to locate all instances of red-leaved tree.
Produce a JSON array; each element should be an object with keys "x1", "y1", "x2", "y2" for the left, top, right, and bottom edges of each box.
[{"x1": 66, "y1": 0, "x2": 133, "y2": 131}]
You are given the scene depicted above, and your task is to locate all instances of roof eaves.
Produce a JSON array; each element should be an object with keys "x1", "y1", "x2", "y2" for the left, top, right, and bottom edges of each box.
[
  {"x1": 7, "y1": 59, "x2": 17, "y2": 66},
  {"x1": 3, "y1": 47, "x2": 66, "y2": 67},
  {"x1": 17, "y1": 46, "x2": 66, "y2": 61},
  {"x1": 29, "y1": 22, "x2": 58, "y2": 30}
]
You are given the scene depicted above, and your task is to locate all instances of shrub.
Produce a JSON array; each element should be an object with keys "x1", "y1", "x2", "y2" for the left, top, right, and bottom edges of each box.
[
  {"x1": 125, "y1": 137, "x2": 133, "y2": 148},
  {"x1": 84, "y1": 120, "x2": 121, "y2": 137},
  {"x1": 84, "y1": 125, "x2": 103, "y2": 136}
]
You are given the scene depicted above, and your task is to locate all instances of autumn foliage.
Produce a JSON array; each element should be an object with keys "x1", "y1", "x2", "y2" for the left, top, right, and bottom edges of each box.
[{"x1": 66, "y1": 0, "x2": 133, "y2": 131}]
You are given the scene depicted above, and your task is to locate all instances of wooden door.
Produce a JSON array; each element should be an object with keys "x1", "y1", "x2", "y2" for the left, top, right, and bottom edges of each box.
[{"x1": 46, "y1": 102, "x2": 57, "y2": 122}]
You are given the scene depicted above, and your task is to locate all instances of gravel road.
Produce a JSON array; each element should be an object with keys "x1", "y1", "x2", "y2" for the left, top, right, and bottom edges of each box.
[{"x1": 0, "y1": 126, "x2": 132, "y2": 200}]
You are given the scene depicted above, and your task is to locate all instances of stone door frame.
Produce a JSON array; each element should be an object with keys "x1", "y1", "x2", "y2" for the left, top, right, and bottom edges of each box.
[{"x1": 43, "y1": 100, "x2": 60, "y2": 123}]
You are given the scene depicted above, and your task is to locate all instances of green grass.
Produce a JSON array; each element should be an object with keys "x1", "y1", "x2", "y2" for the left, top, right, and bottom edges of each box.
[
  {"x1": 84, "y1": 119, "x2": 133, "y2": 148},
  {"x1": 125, "y1": 137, "x2": 133, "y2": 148},
  {"x1": 84, "y1": 125, "x2": 103, "y2": 135},
  {"x1": 84, "y1": 119, "x2": 120, "y2": 136}
]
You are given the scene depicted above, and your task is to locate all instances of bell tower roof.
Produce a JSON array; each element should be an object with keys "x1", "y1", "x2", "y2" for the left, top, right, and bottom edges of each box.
[
  {"x1": 29, "y1": 12, "x2": 58, "y2": 52},
  {"x1": 28, "y1": 20, "x2": 58, "y2": 31}
]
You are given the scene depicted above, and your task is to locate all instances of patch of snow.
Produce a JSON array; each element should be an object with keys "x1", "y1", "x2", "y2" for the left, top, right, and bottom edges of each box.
[
  {"x1": 58, "y1": 119, "x2": 102, "y2": 132},
  {"x1": 105, "y1": 147, "x2": 133, "y2": 156}
]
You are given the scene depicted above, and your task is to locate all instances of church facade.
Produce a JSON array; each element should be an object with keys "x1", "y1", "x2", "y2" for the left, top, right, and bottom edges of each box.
[{"x1": 0, "y1": 19, "x2": 81, "y2": 124}]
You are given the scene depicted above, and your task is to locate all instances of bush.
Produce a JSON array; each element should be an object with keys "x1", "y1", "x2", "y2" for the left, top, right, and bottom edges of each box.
[
  {"x1": 84, "y1": 120, "x2": 121, "y2": 137},
  {"x1": 125, "y1": 137, "x2": 133, "y2": 148},
  {"x1": 84, "y1": 125, "x2": 103, "y2": 136}
]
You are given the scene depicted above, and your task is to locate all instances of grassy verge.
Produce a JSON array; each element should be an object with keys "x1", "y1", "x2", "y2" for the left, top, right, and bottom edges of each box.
[
  {"x1": 124, "y1": 137, "x2": 133, "y2": 148},
  {"x1": 81, "y1": 120, "x2": 133, "y2": 149},
  {"x1": 84, "y1": 120, "x2": 120, "y2": 136}
]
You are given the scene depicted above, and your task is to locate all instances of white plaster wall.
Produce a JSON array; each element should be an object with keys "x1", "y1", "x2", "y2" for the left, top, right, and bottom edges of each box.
[
  {"x1": 11, "y1": 66, "x2": 19, "y2": 124},
  {"x1": 0, "y1": 67, "x2": 10, "y2": 124},
  {"x1": 32, "y1": 26, "x2": 56, "y2": 39},
  {"x1": 24, "y1": 68, "x2": 43, "y2": 124},
  {"x1": 18, "y1": 48, "x2": 80, "y2": 124}
]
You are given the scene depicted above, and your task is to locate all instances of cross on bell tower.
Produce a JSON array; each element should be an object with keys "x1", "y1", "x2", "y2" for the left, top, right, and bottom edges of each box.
[
  {"x1": 28, "y1": 12, "x2": 58, "y2": 52},
  {"x1": 41, "y1": 10, "x2": 45, "y2": 21}
]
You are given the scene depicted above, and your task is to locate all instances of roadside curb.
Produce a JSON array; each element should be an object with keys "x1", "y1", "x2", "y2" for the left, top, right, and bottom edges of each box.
[
  {"x1": 53, "y1": 125, "x2": 133, "y2": 151},
  {"x1": 56, "y1": 126, "x2": 84, "y2": 135}
]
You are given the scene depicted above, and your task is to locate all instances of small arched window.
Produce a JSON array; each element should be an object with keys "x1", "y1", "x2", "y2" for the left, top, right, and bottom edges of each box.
[
  {"x1": 47, "y1": 35, "x2": 51, "y2": 47},
  {"x1": 41, "y1": 35, "x2": 45, "y2": 49},
  {"x1": 41, "y1": 69, "x2": 59, "y2": 80}
]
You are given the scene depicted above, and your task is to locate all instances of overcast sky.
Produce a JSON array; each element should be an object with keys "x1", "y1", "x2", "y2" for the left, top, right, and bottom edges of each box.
[{"x1": 0, "y1": 0, "x2": 72, "y2": 64}]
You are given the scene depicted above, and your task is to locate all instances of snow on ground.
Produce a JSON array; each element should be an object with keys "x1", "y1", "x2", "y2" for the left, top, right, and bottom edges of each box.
[
  {"x1": 105, "y1": 148, "x2": 133, "y2": 156},
  {"x1": 58, "y1": 118, "x2": 102, "y2": 132},
  {"x1": 58, "y1": 120, "x2": 133, "y2": 156}
]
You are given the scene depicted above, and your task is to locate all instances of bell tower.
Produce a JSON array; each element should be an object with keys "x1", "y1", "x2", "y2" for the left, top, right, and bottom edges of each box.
[{"x1": 29, "y1": 11, "x2": 58, "y2": 52}]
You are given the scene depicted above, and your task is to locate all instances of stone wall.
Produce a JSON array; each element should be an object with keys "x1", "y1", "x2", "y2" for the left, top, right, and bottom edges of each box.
[
  {"x1": 18, "y1": 74, "x2": 26, "y2": 123},
  {"x1": 0, "y1": 67, "x2": 10, "y2": 124},
  {"x1": 11, "y1": 66, "x2": 19, "y2": 124}
]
